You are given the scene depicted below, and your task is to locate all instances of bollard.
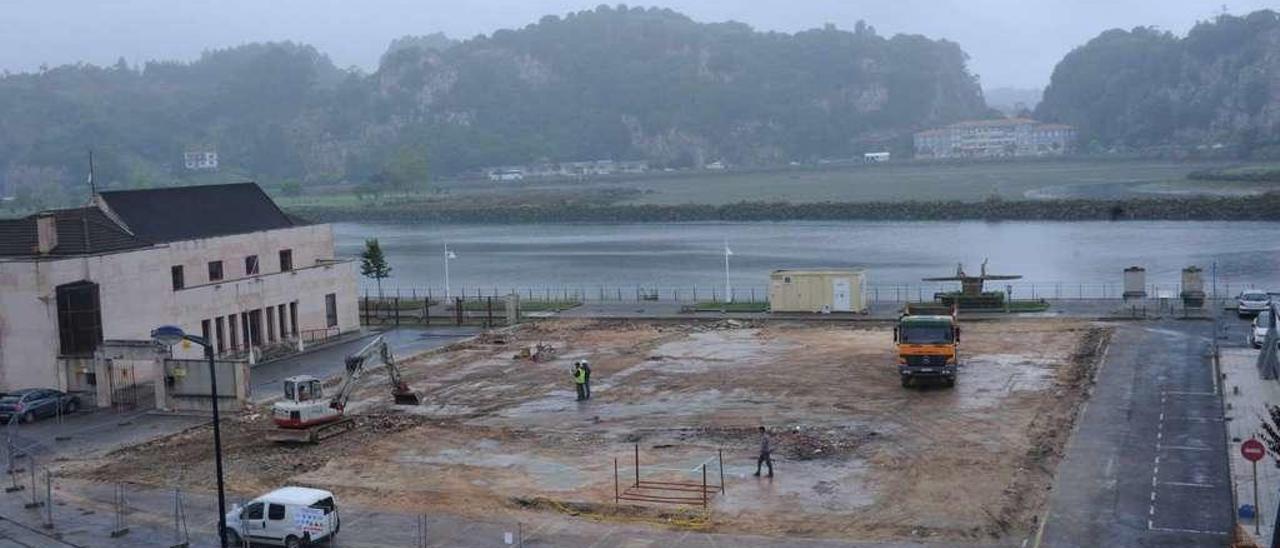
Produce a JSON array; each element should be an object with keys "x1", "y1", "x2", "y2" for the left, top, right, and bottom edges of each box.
[
  {"x1": 42, "y1": 470, "x2": 52, "y2": 529},
  {"x1": 24, "y1": 464, "x2": 42, "y2": 509}
]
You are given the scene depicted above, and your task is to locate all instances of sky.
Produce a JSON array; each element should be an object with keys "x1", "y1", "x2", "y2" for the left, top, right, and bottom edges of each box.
[{"x1": 0, "y1": 1, "x2": 1273, "y2": 89}]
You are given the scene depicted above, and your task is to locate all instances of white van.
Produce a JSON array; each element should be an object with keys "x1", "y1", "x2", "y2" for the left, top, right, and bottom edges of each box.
[{"x1": 225, "y1": 487, "x2": 339, "y2": 547}]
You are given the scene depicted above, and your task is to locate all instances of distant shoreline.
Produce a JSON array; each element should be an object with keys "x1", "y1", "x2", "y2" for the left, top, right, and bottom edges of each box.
[{"x1": 288, "y1": 195, "x2": 1280, "y2": 224}]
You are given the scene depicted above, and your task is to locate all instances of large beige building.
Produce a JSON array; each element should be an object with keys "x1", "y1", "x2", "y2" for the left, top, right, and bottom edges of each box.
[
  {"x1": 914, "y1": 118, "x2": 1076, "y2": 159},
  {"x1": 0, "y1": 183, "x2": 359, "y2": 391}
]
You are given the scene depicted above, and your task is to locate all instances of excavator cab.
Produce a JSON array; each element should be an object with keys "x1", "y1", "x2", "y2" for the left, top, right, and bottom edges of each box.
[{"x1": 283, "y1": 375, "x2": 324, "y2": 403}]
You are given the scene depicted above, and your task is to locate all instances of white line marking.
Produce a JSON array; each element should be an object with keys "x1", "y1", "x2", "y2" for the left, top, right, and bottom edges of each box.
[
  {"x1": 1164, "y1": 417, "x2": 1222, "y2": 423},
  {"x1": 1163, "y1": 391, "x2": 1216, "y2": 397},
  {"x1": 1149, "y1": 505, "x2": 1155, "y2": 516},
  {"x1": 1150, "y1": 492, "x2": 1156, "y2": 502},
  {"x1": 1160, "y1": 481, "x2": 1218, "y2": 488},
  {"x1": 1159, "y1": 445, "x2": 1213, "y2": 452},
  {"x1": 1148, "y1": 526, "x2": 1229, "y2": 536}
]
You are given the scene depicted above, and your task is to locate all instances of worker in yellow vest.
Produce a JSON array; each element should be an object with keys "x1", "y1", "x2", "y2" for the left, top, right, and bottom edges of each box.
[{"x1": 573, "y1": 361, "x2": 587, "y2": 401}]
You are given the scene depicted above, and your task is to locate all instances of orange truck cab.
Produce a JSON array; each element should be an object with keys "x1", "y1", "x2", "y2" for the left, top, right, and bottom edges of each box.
[{"x1": 893, "y1": 314, "x2": 960, "y2": 388}]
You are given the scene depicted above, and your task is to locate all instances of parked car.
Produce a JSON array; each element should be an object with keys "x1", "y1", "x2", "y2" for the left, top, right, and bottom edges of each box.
[
  {"x1": 225, "y1": 487, "x2": 340, "y2": 547},
  {"x1": 1251, "y1": 312, "x2": 1276, "y2": 348},
  {"x1": 0, "y1": 389, "x2": 80, "y2": 424},
  {"x1": 1238, "y1": 290, "x2": 1272, "y2": 317}
]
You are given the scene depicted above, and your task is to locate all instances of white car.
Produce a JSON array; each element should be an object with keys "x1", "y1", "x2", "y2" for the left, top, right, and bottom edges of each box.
[
  {"x1": 1252, "y1": 312, "x2": 1276, "y2": 349},
  {"x1": 1238, "y1": 290, "x2": 1271, "y2": 317},
  {"x1": 225, "y1": 487, "x2": 339, "y2": 548}
]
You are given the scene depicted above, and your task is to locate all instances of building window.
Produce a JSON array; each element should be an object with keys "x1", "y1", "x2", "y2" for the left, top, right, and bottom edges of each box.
[
  {"x1": 325, "y1": 293, "x2": 338, "y2": 328},
  {"x1": 245, "y1": 255, "x2": 259, "y2": 276},
  {"x1": 279, "y1": 249, "x2": 293, "y2": 272},
  {"x1": 201, "y1": 319, "x2": 211, "y2": 348},
  {"x1": 228, "y1": 314, "x2": 239, "y2": 351},
  {"x1": 56, "y1": 281, "x2": 102, "y2": 356},
  {"x1": 266, "y1": 307, "x2": 276, "y2": 342},
  {"x1": 215, "y1": 317, "x2": 226, "y2": 354},
  {"x1": 171, "y1": 265, "x2": 184, "y2": 291},
  {"x1": 289, "y1": 302, "x2": 299, "y2": 336},
  {"x1": 278, "y1": 304, "x2": 287, "y2": 339},
  {"x1": 208, "y1": 260, "x2": 223, "y2": 282}
]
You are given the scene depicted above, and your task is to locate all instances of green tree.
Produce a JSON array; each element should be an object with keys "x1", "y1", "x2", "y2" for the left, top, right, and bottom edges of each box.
[
  {"x1": 360, "y1": 238, "x2": 392, "y2": 298},
  {"x1": 387, "y1": 146, "x2": 429, "y2": 196},
  {"x1": 279, "y1": 180, "x2": 303, "y2": 197}
]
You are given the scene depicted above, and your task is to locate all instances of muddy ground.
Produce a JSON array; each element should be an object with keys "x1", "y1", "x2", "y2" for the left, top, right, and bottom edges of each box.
[{"x1": 63, "y1": 319, "x2": 1109, "y2": 543}]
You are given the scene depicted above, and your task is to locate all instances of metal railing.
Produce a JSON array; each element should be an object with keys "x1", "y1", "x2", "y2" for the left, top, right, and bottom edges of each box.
[{"x1": 358, "y1": 281, "x2": 1263, "y2": 304}]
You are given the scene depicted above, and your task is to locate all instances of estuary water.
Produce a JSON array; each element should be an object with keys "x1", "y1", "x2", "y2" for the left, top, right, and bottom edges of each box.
[{"x1": 333, "y1": 221, "x2": 1280, "y2": 297}]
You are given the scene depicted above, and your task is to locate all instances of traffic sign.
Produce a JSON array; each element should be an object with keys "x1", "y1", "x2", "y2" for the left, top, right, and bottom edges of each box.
[{"x1": 1242, "y1": 438, "x2": 1266, "y2": 462}]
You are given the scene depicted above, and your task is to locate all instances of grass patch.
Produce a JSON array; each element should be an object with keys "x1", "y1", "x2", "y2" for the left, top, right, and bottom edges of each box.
[
  {"x1": 1007, "y1": 300, "x2": 1051, "y2": 312},
  {"x1": 456, "y1": 299, "x2": 582, "y2": 312},
  {"x1": 692, "y1": 301, "x2": 770, "y2": 312}
]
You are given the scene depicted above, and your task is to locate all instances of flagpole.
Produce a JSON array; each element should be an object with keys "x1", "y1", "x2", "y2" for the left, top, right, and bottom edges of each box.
[
  {"x1": 444, "y1": 244, "x2": 451, "y2": 301},
  {"x1": 724, "y1": 239, "x2": 732, "y2": 304}
]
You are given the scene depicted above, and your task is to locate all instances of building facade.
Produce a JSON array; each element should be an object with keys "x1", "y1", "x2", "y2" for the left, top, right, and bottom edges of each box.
[
  {"x1": 183, "y1": 149, "x2": 219, "y2": 170},
  {"x1": 0, "y1": 183, "x2": 358, "y2": 391},
  {"x1": 913, "y1": 118, "x2": 1076, "y2": 159}
]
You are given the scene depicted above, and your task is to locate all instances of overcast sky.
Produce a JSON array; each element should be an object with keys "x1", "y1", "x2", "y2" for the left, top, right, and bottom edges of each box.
[{"x1": 0, "y1": 1, "x2": 1272, "y2": 89}]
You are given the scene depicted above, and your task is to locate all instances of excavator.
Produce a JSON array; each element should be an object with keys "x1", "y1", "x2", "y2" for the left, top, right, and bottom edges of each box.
[{"x1": 268, "y1": 335, "x2": 421, "y2": 443}]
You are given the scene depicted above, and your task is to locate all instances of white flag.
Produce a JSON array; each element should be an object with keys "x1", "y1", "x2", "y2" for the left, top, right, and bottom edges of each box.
[
  {"x1": 724, "y1": 244, "x2": 733, "y2": 256},
  {"x1": 447, "y1": 250, "x2": 457, "y2": 260}
]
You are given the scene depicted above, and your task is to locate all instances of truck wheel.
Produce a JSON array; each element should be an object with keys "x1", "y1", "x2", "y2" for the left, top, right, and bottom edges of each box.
[{"x1": 944, "y1": 378, "x2": 956, "y2": 388}]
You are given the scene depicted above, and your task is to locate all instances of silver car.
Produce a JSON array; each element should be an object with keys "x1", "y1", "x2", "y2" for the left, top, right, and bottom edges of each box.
[{"x1": 1238, "y1": 290, "x2": 1271, "y2": 317}]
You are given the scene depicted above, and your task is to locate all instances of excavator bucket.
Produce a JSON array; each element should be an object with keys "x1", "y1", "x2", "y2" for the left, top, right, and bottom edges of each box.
[{"x1": 393, "y1": 391, "x2": 422, "y2": 406}]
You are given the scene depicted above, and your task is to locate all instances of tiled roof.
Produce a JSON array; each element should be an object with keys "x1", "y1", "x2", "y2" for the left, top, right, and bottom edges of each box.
[
  {"x1": 0, "y1": 207, "x2": 148, "y2": 257},
  {"x1": 1, "y1": 182, "x2": 302, "y2": 258},
  {"x1": 99, "y1": 182, "x2": 299, "y2": 243}
]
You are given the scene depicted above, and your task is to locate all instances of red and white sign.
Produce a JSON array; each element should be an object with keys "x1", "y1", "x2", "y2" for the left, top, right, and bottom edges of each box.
[{"x1": 1242, "y1": 438, "x2": 1266, "y2": 462}]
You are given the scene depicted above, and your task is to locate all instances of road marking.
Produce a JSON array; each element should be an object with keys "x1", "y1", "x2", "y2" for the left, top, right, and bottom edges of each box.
[
  {"x1": 1163, "y1": 391, "x2": 1216, "y2": 397},
  {"x1": 1148, "y1": 526, "x2": 1229, "y2": 536},
  {"x1": 1160, "y1": 481, "x2": 1218, "y2": 488},
  {"x1": 1158, "y1": 445, "x2": 1213, "y2": 452},
  {"x1": 1163, "y1": 416, "x2": 1222, "y2": 423}
]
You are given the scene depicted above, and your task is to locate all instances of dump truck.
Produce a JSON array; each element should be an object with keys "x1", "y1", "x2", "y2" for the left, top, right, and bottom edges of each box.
[
  {"x1": 893, "y1": 304, "x2": 960, "y2": 388},
  {"x1": 269, "y1": 335, "x2": 421, "y2": 443}
]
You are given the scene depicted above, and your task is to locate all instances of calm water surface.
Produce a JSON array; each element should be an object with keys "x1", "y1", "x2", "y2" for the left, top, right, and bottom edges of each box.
[{"x1": 333, "y1": 221, "x2": 1280, "y2": 296}]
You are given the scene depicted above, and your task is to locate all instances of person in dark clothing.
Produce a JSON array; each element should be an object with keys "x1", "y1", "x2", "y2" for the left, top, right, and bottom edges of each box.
[
  {"x1": 754, "y1": 426, "x2": 773, "y2": 477},
  {"x1": 580, "y1": 360, "x2": 592, "y2": 399},
  {"x1": 573, "y1": 362, "x2": 587, "y2": 401}
]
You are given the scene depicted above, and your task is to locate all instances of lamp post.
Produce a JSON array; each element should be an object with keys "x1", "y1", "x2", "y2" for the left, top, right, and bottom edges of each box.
[{"x1": 151, "y1": 325, "x2": 228, "y2": 548}]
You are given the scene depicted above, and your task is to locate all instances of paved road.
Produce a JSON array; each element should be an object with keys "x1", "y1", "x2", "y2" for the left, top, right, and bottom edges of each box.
[
  {"x1": 249, "y1": 326, "x2": 478, "y2": 402},
  {"x1": 1038, "y1": 321, "x2": 1234, "y2": 546}
]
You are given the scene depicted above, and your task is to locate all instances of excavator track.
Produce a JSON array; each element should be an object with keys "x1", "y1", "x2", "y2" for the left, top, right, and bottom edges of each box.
[{"x1": 267, "y1": 418, "x2": 356, "y2": 444}]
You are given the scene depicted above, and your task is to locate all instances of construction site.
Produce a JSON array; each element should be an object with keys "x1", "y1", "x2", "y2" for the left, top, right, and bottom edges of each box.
[{"x1": 61, "y1": 317, "x2": 1109, "y2": 544}]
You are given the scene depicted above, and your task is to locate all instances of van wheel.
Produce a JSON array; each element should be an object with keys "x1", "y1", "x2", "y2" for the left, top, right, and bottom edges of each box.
[
  {"x1": 284, "y1": 535, "x2": 302, "y2": 548},
  {"x1": 224, "y1": 529, "x2": 242, "y2": 546}
]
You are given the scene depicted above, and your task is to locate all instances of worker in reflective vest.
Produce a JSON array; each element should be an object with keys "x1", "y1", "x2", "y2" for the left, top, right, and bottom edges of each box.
[{"x1": 573, "y1": 362, "x2": 587, "y2": 401}]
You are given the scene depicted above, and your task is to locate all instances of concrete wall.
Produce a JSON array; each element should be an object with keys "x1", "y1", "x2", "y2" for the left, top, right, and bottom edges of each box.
[
  {"x1": 769, "y1": 270, "x2": 867, "y2": 313},
  {"x1": 0, "y1": 224, "x2": 358, "y2": 390}
]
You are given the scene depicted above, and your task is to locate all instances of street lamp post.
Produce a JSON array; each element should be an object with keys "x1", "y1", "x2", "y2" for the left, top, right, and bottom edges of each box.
[{"x1": 151, "y1": 325, "x2": 228, "y2": 548}]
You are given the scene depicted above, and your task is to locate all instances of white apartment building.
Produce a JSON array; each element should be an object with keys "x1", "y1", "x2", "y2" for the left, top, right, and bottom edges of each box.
[
  {"x1": 914, "y1": 118, "x2": 1076, "y2": 159},
  {"x1": 184, "y1": 149, "x2": 219, "y2": 170},
  {"x1": 0, "y1": 183, "x2": 359, "y2": 391}
]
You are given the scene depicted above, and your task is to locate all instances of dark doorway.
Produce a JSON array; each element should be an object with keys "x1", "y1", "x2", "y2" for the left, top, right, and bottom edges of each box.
[
  {"x1": 56, "y1": 281, "x2": 103, "y2": 356},
  {"x1": 248, "y1": 309, "x2": 263, "y2": 347}
]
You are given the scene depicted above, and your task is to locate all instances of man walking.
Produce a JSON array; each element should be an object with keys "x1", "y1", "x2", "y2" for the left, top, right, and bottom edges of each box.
[
  {"x1": 580, "y1": 360, "x2": 592, "y2": 399},
  {"x1": 754, "y1": 426, "x2": 773, "y2": 478},
  {"x1": 573, "y1": 361, "x2": 587, "y2": 401}
]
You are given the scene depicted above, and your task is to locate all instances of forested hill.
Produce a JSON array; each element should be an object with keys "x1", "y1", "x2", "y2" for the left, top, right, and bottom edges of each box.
[
  {"x1": 1036, "y1": 10, "x2": 1280, "y2": 156},
  {"x1": 0, "y1": 6, "x2": 987, "y2": 206}
]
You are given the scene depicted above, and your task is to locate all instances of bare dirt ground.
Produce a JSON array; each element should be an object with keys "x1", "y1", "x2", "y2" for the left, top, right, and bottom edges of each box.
[{"x1": 62, "y1": 319, "x2": 1109, "y2": 543}]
